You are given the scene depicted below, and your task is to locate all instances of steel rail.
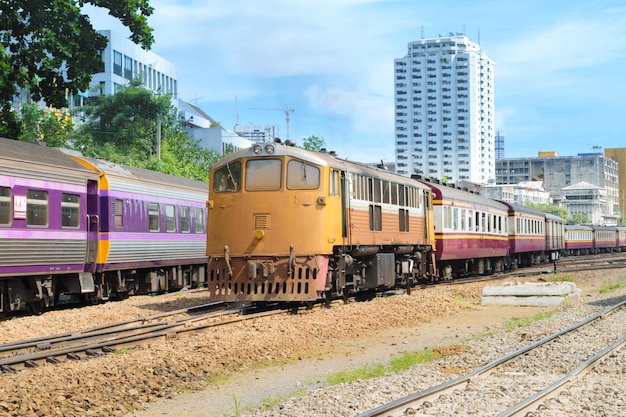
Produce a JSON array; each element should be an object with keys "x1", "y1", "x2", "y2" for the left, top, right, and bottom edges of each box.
[
  {"x1": 497, "y1": 333, "x2": 626, "y2": 417},
  {"x1": 355, "y1": 300, "x2": 626, "y2": 417}
]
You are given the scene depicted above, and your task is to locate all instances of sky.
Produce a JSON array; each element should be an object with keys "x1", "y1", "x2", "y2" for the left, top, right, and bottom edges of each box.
[{"x1": 83, "y1": 0, "x2": 626, "y2": 163}]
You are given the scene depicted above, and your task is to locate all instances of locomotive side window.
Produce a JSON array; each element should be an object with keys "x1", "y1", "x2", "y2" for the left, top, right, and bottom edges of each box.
[
  {"x1": 382, "y1": 181, "x2": 391, "y2": 204},
  {"x1": 287, "y1": 160, "x2": 320, "y2": 190},
  {"x1": 149, "y1": 202, "x2": 160, "y2": 232},
  {"x1": 193, "y1": 208, "x2": 204, "y2": 233},
  {"x1": 329, "y1": 169, "x2": 340, "y2": 196},
  {"x1": 114, "y1": 199, "x2": 123, "y2": 228},
  {"x1": 0, "y1": 186, "x2": 10, "y2": 225},
  {"x1": 27, "y1": 189, "x2": 48, "y2": 227},
  {"x1": 61, "y1": 193, "x2": 80, "y2": 228},
  {"x1": 246, "y1": 159, "x2": 281, "y2": 191},
  {"x1": 369, "y1": 205, "x2": 382, "y2": 231},
  {"x1": 391, "y1": 183, "x2": 398, "y2": 205},
  {"x1": 165, "y1": 204, "x2": 176, "y2": 232},
  {"x1": 181, "y1": 206, "x2": 190, "y2": 233},
  {"x1": 399, "y1": 208, "x2": 409, "y2": 232},
  {"x1": 213, "y1": 161, "x2": 241, "y2": 192}
]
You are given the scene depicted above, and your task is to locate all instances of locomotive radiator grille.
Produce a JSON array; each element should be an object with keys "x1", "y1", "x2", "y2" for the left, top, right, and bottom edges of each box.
[
  {"x1": 208, "y1": 256, "x2": 329, "y2": 302},
  {"x1": 254, "y1": 213, "x2": 270, "y2": 229}
]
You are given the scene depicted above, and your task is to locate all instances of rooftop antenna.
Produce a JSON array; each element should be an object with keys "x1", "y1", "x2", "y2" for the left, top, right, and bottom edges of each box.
[
  {"x1": 235, "y1": 96, "x2": 239, "y2": 128},
  {"x1": 420, "y1": 24, "x2": 425, "y2": 39}
]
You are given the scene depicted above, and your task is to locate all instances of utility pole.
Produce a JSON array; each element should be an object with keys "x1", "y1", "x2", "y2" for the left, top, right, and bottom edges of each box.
[{"x1": 250, "y1": 104, "x2": 295, "y2": 140}]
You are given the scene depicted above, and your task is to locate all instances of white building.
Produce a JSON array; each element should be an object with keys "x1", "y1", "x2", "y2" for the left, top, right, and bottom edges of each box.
[
  {"x1": 234, "y1": 124, "x2": 279, "y2": 143},
  {"x1": 82, "y1": 30, "x2": 178, "y2": 105},
  {"x1": 394, "y1": 35, "x2": 495, "y2": 184},
  {"x1": 481, "y1": 181, "x2": 552, "y2": 205},
  {"x1": 562, "y1": 182, "x2": 618, "y2": 226},
  {"x1": 178, "y1": 99, "x2": 254, "y2": 154}
]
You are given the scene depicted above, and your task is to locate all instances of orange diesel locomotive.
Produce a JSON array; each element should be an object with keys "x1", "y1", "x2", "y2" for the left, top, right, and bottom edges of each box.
[{"x1": 206, "y1": 141, "x2": 435, "y2": 303}]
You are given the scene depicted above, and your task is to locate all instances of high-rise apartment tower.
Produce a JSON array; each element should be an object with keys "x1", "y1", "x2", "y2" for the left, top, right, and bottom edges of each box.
[{"x1": 394, "y1": 35, "x2": 495, "y2": 184}]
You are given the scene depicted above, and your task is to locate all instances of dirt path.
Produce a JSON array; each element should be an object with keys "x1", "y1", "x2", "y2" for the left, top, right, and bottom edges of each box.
[{"x1": 127, "y1": 303, "x2": 550, "y2": 417}]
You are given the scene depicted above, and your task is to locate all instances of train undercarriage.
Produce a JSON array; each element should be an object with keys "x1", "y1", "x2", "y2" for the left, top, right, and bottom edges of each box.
[{"x1": 0, "y1": 264, "x2": 207, "y2": 315}]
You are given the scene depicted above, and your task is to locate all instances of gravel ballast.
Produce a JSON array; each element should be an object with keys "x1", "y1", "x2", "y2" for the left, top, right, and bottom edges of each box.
[{"x1": 0, "y1": 269, "x2": 624, "y2": 417}]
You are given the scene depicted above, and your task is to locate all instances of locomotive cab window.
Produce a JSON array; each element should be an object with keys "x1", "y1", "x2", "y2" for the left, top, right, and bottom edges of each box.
[
  {"x1": 213, "y1": 161, "x2": 241, "y2": 192},
  {"x1": 246, "y1": 159, "x2": 282, "y2": 191},
  {"x1": 0, "y1": 186, "x2": 11, "y2": 225},
  {"x1": 287, "y1": 159, "x2": 320, "y2": 190},
  {"x1": 27, "y1": 189, "x2": 48, "y2": 227},
  {"x1": 61, "y1": 193, "x2": 80, "y2": 228}
]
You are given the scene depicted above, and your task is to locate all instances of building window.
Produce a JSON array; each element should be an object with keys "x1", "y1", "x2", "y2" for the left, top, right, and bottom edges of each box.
[
  {"x1": 113, "y1": 50, "x2": 122, "y2": 76},
  {"x1": 124, "y1": 55, "x2": 133, "y2": 79}
]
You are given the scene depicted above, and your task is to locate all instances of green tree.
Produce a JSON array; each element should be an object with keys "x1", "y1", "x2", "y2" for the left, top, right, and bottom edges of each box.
[
  {"x1": 75, "y1": 77, "x2": 170, "y2": 163},
  {"x1": 75, "y1": 81, "x2": 220, "y2": 181},
  {"x1": 568, "y1": 213, "x2": 590, "y2": 225},
  {"x1": 17, "y1": 103, "x2": 73, "y2": 147},
  {"x1": 0, "y1": 0, "x2": 154, "y2": 135},
  {"x1": 524, "y1": 201, "x2": 567, "y2": 220},
  {"x1": 301, "y1": 135, "x2": 326, "y2": 151}
]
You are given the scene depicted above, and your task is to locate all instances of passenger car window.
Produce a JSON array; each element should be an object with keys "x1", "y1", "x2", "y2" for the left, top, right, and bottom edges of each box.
[
  {"x1": 0, "y1": 187, "x2": 11, "y2": 225},
  {"x1": 27, "y1": 189, "x2": 48, "y2": 227},
  {"x1": 213, "y1": 161, "x2": 241, "y2": 192},
  {"x1": 149, "y1": 202, "x2": 160, "y2": 232},
  {"x1": 61, "y1": 193, "x2": 80, "y2": 228}
]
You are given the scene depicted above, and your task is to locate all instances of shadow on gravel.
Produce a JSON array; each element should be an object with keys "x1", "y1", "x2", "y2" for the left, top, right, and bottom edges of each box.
[{"x1": 587, "y1": 294, "x2": 626, "y2": 307}]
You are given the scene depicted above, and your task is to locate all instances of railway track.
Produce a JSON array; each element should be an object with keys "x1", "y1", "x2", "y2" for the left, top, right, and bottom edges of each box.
[
  {"x1": 0, "y1": 301, "x2": 290, "y2": 373},
  {"x1": 356, "y1": 300, "x2": 626, "y2": 417}
]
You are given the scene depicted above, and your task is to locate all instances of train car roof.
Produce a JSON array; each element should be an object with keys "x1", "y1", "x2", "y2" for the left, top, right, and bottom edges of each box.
[
  {"x1": 564, "y1": 224, "x2": 593, "y2": 231},
  {"x1": 72, "y1": 155, "x2": 207, "y2": 191},
  {"x1": 0, "y1": 137, "x2": 95, "y2": 174},
  {"x1": 416, "y1": 179, "x2": 507, "y2": 210},
  {"x1": 213, "y1": 142, "x2": 431, "y2": 190},
  {"x1": 499, "y1": 201, "x2": 564, "y2": 222}
]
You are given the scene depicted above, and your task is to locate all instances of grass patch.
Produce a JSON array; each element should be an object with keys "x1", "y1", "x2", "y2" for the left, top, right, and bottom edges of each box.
[
  {"x1": 503, "y1": 311, "x2": 555, "y2": 332},
  {"x1": 326, "y1": 349, "x2": 443, "y2": 385},
  {"x1": 115, "y1": 348, "x2": 133, "y2": 355},
  {"x1": 546, "y1": 274, "x2": 574, "y2": 282},
  {"x1": 597, "y1": 281, "x2": 626, "y2": 295}
]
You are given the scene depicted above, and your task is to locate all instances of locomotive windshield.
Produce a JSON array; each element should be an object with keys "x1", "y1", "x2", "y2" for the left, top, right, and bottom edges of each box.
[
  {"x1": 213, "y1": 161, "x2": 241, "y2": 192},
  {"x1": 246, "y1": 159, "x2": 282, "y2": 191},
  {"x1": 287, "y1": 159, "x2": 320, "y2": 190}
]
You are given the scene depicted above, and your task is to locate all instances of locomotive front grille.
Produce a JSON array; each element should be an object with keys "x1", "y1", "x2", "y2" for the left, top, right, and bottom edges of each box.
[{"x1": 254, "y1": 213, "x2": 270, "y2": 229}]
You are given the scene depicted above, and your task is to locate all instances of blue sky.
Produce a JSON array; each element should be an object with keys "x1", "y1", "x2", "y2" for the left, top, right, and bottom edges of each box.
[{"x1": 84, "y1": 0, "x2": 626, "y2": 163}]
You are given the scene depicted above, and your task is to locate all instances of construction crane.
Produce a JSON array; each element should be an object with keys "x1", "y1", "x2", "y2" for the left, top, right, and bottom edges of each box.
[{"x1": 250, "y1": 104, "x2": 295, "y2": 140}]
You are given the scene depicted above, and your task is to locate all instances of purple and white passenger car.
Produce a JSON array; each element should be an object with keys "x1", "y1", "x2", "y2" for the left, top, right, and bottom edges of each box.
[{"x1": 0, "y1": 138, "x2": 208, "y2": 314}]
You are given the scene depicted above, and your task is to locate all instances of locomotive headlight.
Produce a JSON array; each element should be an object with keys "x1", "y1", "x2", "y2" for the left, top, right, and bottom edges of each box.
[
  {"x1": 253, "y1": 144, "x2": 263, "y2": 154},
  {"x1": 265, "y1": 144, "x2": 275, "y2": 154}
]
